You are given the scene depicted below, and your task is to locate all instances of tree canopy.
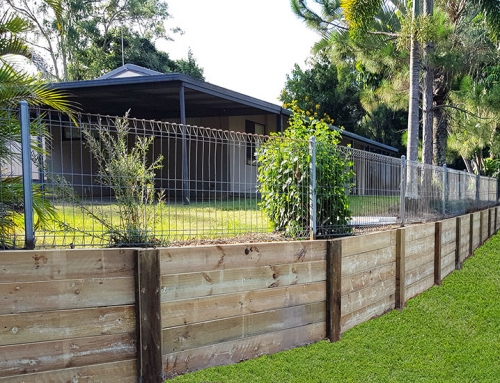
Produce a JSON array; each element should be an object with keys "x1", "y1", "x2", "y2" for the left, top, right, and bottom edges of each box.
[{"x1": 2, "y1": 0, "x2": 204, "y2": 81}]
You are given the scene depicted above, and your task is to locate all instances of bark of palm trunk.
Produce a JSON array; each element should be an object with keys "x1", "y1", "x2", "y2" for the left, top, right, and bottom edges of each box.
[
  {"x1": 422, "y1": 0, "x2": 434, "y2": 166},
  {"x1": 406, "y1": 0, "x2": 420, "y2": 200},
  {"x1": 433, "y1": 107, "x2": 447, "y2": 166}
]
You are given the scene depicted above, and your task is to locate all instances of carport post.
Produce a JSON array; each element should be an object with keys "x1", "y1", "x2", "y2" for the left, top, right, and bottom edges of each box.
[
  {"x1": 180, "y1": 84, "x2": 190, "y2": 205},
  {"x1": 20, "y1": 101, "x2": 35, "y2": 249}
]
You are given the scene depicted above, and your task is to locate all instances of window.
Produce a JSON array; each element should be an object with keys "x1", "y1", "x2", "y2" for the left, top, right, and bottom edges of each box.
[{"x1": 245, "y1": 120, "x2": 265, "y2": 165}]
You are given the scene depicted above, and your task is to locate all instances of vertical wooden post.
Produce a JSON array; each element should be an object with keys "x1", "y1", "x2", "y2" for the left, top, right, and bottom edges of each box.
[
  {"x1": 326, "y1": 240, "x2": 342, "y2": 342},
  {"x1": 495, "y1": 207, "x2": 498, "y2": 233},
  {"x1": 434, "y1": 221, "x2": 442, "y2": 286},
  {"x1": 136, "y1": 249, "x2": 163, "y2": 382},
  {"x1": 469, "y1": 213, "x2": 474, "y2": 257},
  {"x1": 488, "y1": 209, "x2": 492, "y2": 239},
  {"x1": 395, "y1": 228, "x2": 406, "y2": 309},
  {"x1": 480, "y1": 211, "x2": 485, "y2": 245},
  {"x1": 455, "y1": 216, "x2": 462, "y2": 270}
]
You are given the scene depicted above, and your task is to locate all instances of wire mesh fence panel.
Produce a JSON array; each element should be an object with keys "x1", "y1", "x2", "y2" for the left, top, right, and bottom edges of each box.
[{"x1": 1, "y1": 106, "x2": 499, "y2": 249}]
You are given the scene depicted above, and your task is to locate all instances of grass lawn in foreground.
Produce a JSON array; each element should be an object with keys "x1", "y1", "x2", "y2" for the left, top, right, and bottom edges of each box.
[{"x1": 169, "y1": 233, "x2": 500, "y2": 382}]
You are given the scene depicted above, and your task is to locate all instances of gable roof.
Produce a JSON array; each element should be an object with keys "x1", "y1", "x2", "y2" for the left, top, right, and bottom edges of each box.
[{"x1": 97, "y1": 63, "x2": 163, "y2": 79}]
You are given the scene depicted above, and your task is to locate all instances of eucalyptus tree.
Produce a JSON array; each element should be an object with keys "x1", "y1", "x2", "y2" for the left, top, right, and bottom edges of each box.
[{"x1": 2, "y1": 0, "x2": 194, "y2": 81}]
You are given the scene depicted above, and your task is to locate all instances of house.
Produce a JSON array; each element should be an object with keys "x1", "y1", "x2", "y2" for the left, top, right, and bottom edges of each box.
[{"x1": 47, "y1": 64, "x2": 397, "y2": 200}]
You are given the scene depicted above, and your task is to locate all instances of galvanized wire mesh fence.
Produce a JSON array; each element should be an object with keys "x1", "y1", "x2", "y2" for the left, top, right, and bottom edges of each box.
[{"x1": 0, "y1": 106, "x2": 498, "y2": 249}]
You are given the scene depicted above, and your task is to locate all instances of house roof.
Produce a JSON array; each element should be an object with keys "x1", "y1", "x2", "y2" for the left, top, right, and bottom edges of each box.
[{"x1": 53, "y1": 65, "x2": 288, "y2": 120}]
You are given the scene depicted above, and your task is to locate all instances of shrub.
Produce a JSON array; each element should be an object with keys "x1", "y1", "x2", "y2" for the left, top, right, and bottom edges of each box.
[
  {"x1": 82, "y1": 112, "x2": 165, "y2": 246},
  {"x1": 256, "y1": 102, "x2": 353, "y2": 237}
]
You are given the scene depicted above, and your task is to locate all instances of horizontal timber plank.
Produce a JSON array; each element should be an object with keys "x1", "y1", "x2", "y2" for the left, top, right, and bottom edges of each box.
[
  {"x1": 162, "y1": 301, "x2": 325, "y2": 353},
  {"x1": 161, "y1": 261, "x2": 326, "y2": 302},
  {"x1": 341, "y1": 294, "x2": 394, "y2": 333},
  {"x1": 341, "y1": 278, "x2": 395, "y2": 316},
  {"x1": 406, "y1": 275, "x2": 434, "y2": 300},
  {"x1": 341, "y1": 231, "x2": 395, "y2": 257},
  {"x1": 342, "y1": 247, "x2": 395, "y2": 276},
  {"x1": 0, "y1": 333, "x2": 136, "y2": 378},
  {"x1": 403, "y1": 222, "x2": 435, "y2": 242},
  {"x1": 405, "y1": 261, "x2": 434, "y2": 287},
  {"x1": 341, "y1": 262, "x2": 395, "y2": 296},
  {"x1": 440, "y1": 218, "x2": 456, "y2": 233},
  {"x1": 442, "y1": 262, "x2": 455, "y2": 280},
  {"x1": 0, "y1": 249, "x2": 135, "y2": 283},
  {"x1": 441, "y1": 227, "x2": 456, "y2": 247},
  {"x1": 0, "y1": 360, "x2": 136, "y2": 383},
  {"x1": 441, "y1": 241, "x2": 457, "y2": 260},
  {"x1": 405, "y1": 235, "x2": 435, "y2": 260},
  {"x1": 405, "y1": 247, "x2": 434, "y2": 272},
  {"x1": 160, "y1": 241, "x2": 327, "y2": 275},
  {"x1": 0, "y1": 277, "x2": 135, "y2": 315},
  {"x1": 0, "y1": 305, "x2": 135, "y2": 347},
  {"x1": 163, "y1": 322, "x2": 326, "y2": 378},
  {"x1": 162, "y1": 282, "x2": 325, "y2": 328}
]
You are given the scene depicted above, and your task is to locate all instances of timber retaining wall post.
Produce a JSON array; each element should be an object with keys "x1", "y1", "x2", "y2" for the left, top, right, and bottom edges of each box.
[
  {"x1": 136, "y1": 249, "x2": 163, "y2": 382},
  {"x1": 326, "y1": 240, "x2": 342, "y2": 342}
]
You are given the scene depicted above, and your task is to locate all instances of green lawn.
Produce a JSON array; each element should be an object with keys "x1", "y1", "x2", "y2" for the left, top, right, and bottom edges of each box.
[
  {"x1": 35, "y1": 195, "x2": 395, "y2": 247},
  {"x1": 169, "y1": 234, "x2": 500, "y2": 382}
]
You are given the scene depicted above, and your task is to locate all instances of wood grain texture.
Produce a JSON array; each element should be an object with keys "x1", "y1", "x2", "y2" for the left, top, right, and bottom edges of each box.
[
  {"x1": 0, "y1": 333, "x2": 136, "y2": 377},
  {"x1": 161, "y1": 261, "x2": 326, "y2": 302},
  {"x1": 160, "y1": 241, "x2": 327, "y2": 275},
  {"x1": 341, "y1": 231, "x2": 395, "y2": 257},
  {"x1": 341, "y1": 262, "x2": 395, "y2": 296},
  {"x1": 136, "y1": 249, "x2": 163, "y2": 383},
  {"x1": 342, "y1": 246, "x2": 395, "y2": 276},
  {"x1": 0, "y1": 305, "x2": 135, "y2": 347},
  {"x1": 403, "y1": 222, "x2": 435, "y2": 242},
  {"x1": 396, "y1": 228, "x2": 406, "y2": 308},
  {"x1": 405, "y1": 235, "x2": 435, "y2": 262},
  {"x1": 341, "y1": 294, "x2": 394, "y2": 333},
  {"x1": 163, "y1": 322, "x2": 326, "y2": 378},
  {"x1": 162, "y1": 302, "x2": 325, "y2": 353},
  {"x1": 0, "y1": 249, "x2": 135, "y2": 283},
  {"x1": 434, "y1": 221, "x2": 442, "y2": 286},
  {"x1": 341, "y1": 278, "x2": 395, "y2": 316},
  {"x1": 0, "y1": 277, "x2": 135, "y2": 315},
  {"x1": 481, "y1": 210, "x2": 489, "y2": 243},
  {"x1": 161, "y1": 282, "x2": 326, "y2": 328},
  {"x1": 405, "y1": 261, "x2": 434, "y2": 287},
  {"x1": 0, "y1": 360, "x2": 137, "y2": 383},
  {"x1": 326, "y1": 240, "x2": 341, "y2": 342}
]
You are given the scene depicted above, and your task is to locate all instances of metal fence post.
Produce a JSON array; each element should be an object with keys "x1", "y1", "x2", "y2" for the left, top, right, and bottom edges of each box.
[
  {"x1": 309, "y1": 137, "x2": 317, "y2": 240},
  {"x1": 400, "y1": 156, "x2": 406, "y2": 227},
  {"x1": 20, "y1": 101, "x2": 35, "y2": 249},
  {"x1": 476, "y1": 174, "x2": 480, "y2": 210},
  {"x1": 442, "y1": 164, "x2": 447, "y2": 218}
]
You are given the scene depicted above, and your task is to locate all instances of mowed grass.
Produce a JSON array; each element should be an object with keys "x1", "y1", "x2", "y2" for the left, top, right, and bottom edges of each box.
[
  {"x1": 169, "y1": 234, "x2": 500, "y2": 382},
  {"x1": 36, "y1": 195, "x2": 398, "y2": 247}
]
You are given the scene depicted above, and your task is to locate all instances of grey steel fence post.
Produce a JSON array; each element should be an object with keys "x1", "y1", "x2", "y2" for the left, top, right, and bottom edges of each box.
[
  {"x1": 476, "y1": 174, "x2": 480, "y2": 210},
  {"x1": 400, "y1": 155, "x2": 406, "y2": 227},
  {"x1": 20, "y1": 101, "x2": 35, "y2": 249},
  {"x1": 442, "y1": 164, "x2": 447, "y2": 218},
  {"x1": 309, "y1": 137, "x2": 317, "y2": 240}
]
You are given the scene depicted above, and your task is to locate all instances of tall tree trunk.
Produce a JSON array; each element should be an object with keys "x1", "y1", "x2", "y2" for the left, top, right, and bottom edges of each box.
[
  {"x1": 406, "y1": 0, "x2": 420, "y2": 198},
  {"x1": 422, "y1": 0, "x2": 434, "y2": 165},
  {"x1": 433, "y1": 106, "x2": 447, "y2": 166}
]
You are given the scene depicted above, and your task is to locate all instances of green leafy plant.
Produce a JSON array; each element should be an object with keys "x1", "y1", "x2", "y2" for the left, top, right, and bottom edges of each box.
[
  {"x1": 256, "y1": 101, "x2": 353, "y2": 237},
  {"x1": 82, "y1": 112, "x2": 166, "y2": 247}
]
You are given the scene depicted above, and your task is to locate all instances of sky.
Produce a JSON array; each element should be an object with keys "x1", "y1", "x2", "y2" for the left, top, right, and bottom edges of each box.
[{"x1": 159, "y1": 0, "x2": 321, "y2": 105}]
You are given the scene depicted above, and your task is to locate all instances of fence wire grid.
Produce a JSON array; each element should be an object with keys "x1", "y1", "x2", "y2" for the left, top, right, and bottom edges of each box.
[{"x1": 0, "y1": 106, "x2": 498, "y2": 249}]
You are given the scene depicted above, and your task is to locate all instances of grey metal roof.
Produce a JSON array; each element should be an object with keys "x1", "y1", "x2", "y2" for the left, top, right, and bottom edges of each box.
[
  {"x1": 338, "y1": 128, "x2": 398, "y2": 153},
  {"x1": 97, "y1": 63, "x2": 163, "y2": 79},
  {"x1": 53, "y1": 68, "x2": 288, "y2": 120}
]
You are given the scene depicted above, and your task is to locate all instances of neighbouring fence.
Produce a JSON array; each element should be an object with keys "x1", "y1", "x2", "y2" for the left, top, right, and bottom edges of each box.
[
  {"x1": 1, "y1": 207, "x2": 498, "y2": 381},
  {"x1": 0, "y1": 105, "x2": 498, "y2": 249}
]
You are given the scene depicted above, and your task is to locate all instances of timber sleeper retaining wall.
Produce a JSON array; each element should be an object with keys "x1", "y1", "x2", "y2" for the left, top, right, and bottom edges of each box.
[{"x1": 0, "y1": 207, "x2": 498, "y2": 381}]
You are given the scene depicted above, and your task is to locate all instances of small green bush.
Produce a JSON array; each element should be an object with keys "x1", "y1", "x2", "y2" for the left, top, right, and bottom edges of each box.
[
  {"x1": 256, "y1": 102, "x2": 353, "y2": 237},
  {"x1": 82, "y1": 112, "x2": 166, "y2": 246}
]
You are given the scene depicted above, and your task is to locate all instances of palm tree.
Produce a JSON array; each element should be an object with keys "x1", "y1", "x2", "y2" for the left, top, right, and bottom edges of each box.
[{"x1": 0, "y1": 7, "x2": 73, "y2": 248}]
